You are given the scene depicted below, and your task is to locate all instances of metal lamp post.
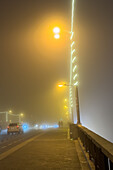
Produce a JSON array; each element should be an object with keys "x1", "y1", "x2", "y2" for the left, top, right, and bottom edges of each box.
[
  {"x1": 55, "y1": 0, "x2": 81, "y2": 124},
  {"x1": 58, "y1": 83, "x2": 80, "y2": 124}
]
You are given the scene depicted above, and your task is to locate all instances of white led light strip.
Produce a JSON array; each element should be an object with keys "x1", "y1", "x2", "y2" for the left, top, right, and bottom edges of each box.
[
  {"x1": 73, "y1": 74, "x2": 77, "y2": 80},
  {"x1": 74, "y1": 81, "x2": 78, "y2": 86},
  {"x1": 72, "y1": 56, "x2": 76, "y2": 63},
  {"x1": 71, "y1": 41, "x2": 75, "y2": 47},
  {"x1": 71, "y1": 49, "x2": 75, "y2": 55},
  {"x1": 73, "y1": 65, "x2": 77, "y2": 72}
]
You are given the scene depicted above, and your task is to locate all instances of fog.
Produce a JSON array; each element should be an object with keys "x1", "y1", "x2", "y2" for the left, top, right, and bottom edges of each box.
[{"x1": 76, "y1": 0, "x2": 113, "y2": 142}]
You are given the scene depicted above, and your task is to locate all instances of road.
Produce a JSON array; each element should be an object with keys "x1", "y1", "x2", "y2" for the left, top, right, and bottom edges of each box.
[
  {"x1": 0, "y1": 128, "x2": 89, "y2": 170},
  {"x1": 0, "y1": 128, "x2": 42, "y2": 154}
]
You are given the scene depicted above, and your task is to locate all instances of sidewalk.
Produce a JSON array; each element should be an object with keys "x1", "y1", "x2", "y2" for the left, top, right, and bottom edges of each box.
[{"x1": 0, "y1": 128, "x2": 82, "y2": 170}]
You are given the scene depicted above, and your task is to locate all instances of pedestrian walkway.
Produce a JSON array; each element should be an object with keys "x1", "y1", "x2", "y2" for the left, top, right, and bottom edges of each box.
[{"x1": 0, "y1": 128, "x2": 84, "y2": 170}]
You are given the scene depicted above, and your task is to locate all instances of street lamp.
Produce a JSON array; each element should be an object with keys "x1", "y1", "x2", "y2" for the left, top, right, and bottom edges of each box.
[
  {"x1": 64, "y1": 105, "x2": 68, "y2": 109},
  {"x1": 58, "y1": 84, "x2": 63, "y2": 87},
  {"x1": 57, "y1": 82, "x2": 80, "y2": 124},
  {"x1": 54, "y1": 0, "x2": 81, "y2": 124},
  {"x1": 53, "y1": 27, "x2": 60, "y2": 39},
  {"x1": 57, "y1": 82, "x2": 67, "y2": 87},
  {"x1": 19, "y1": 113, "x2": 24, "y2": 123},
  {"x1": 64, "y1": 98, "x2": 68, "y2": 102},
  {"x1": 54, "y1": 34, "x2": 60, "y2": 39},
  {"x1": 53, "y1": 27, "x2": 60, "y2": 34},
  {"x1": 20, "y1": 113, "x2": 24, "y2": 117},
  {"x1": 9, "y1": 110, "x2": 12, "y2": 114}
]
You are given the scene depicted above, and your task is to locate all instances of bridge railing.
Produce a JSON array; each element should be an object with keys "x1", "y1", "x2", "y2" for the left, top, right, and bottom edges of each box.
[{"x1": 70, "y1": 124, "x2": 113, "y2": 170}]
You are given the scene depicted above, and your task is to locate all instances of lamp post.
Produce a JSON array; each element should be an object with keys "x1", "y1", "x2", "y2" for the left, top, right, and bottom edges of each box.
[
  {"x1": 57, "y1": 83, "x2": 80, "y2": 124},
  {"x1": 54, "y1": 0, "x2": 80, "y2": 124},
  {"x1": 19, "y1": 113, "x2": 24, "y2": 123}
]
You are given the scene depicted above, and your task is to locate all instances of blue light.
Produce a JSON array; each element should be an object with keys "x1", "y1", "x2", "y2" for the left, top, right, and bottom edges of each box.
[
  {"x1": 53, "y1": 124, "x2": 59, "y2": 128},
  {"x1": 22, "y1": 123, "x2": 29, "y2": 130}
]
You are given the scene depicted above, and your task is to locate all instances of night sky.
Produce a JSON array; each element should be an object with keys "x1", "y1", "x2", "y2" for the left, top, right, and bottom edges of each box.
[
  {"x1": 0, "y1": 0, "x2": 113, "y2": 141},
  {"x1": 0, "y1": 0, "x2": 71, "y2": 123}
]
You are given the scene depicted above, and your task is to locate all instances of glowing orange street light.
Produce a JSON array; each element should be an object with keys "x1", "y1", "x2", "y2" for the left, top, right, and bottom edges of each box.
[
  {"x1": 64, "y1": 98, "x2": 68, "y2": 102},
  {"x1": 58, "y1": 84, "x2": 63, "y2": 87},
  {"x1": 64, "y1": 105, "x2": 68, "y2": 109},
  {"x1": 54, "y1": 34, "x2": 60, "y2": 39},
  {"x1": 53, "y1": 27, "x2": 60, "y2": 39},
  {"x1": 20, "y1": 113, "x2": 24, "y2": 117},
  {"x1": 53, "y1": 27, "x2": 60, "y2": 34},
  {"x1": 66, "y1": 111, "x2": 69, "y2": 115},
  {"x1": 9, "y1": 110, "x2": 12, "y2": 114},
  {"x1": 57, "y1": 83, "x2": 66, "y2": 87}
]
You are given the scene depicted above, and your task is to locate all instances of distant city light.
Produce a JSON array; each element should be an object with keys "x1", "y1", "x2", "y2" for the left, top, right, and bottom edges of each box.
[
  {"x1": 53, "y1": 124, "x2": 59, "y2": 128},
  {"x1": 22, "y1": 123, "x2": 29, "y2": 131},
  {"x1": 35, "y1": 124, "x2": 38, "y2": 128},
  {"x1": 39, "y1": 124, "x2": 58, "y2": 129},
  {"x1": 9, "y1": 110, "x2": 12, "y2": 113},
  {"x1": 20, "y1": 113, "x2": 24, "y2": 117}
]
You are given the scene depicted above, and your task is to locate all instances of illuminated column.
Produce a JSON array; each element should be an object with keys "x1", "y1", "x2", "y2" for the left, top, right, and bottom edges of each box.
[
  {"x1": 69, "y1": 0, "x2": 80, "y2": 124},
  {"x1": 69, "y1": 0, "x2": 75, "y2": 122}
]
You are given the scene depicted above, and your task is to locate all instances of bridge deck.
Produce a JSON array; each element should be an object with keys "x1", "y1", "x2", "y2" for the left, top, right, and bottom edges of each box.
[{"x1": 0, "y1": 128, "x2": 88, "y2": 170}]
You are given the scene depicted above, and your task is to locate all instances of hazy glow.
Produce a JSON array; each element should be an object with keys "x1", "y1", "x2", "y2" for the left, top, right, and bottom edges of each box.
[
  {"x1": 20, "y1": 113, "x2": 24, "y2": 117},
  {"x1": 64, "y1": 98, "x2": 68, "y2": 102},
  {"x1": 9, "y1": 110, "x2": 12, "y2": 113},
  {"x1": 58, "y1": 84, "x2": 63, "y2": 87},
  {"x1": 22, "y1": 123, "x2": 29, "y2": 131},
  {"x1": 39, "y1": 124, "x2": 58, "y2": 129},
  {"x1": 53, "y1": 124, "x2": 59, "y2": 128},
  {"x1": 64, "y1": 105, "x2": 68, "y2": 109},
  {"x1": 35, "y1": 124, "x2": 38, "y2": 128},
  {"x1": 53, "y1": 27, "x2": 60, "y2": 34},
  {"x1": 54, "y1": 34, "x2": 60, "y2": 39},
  {"x1": 57, "y1": 82, "x2": 66, "y2": 87},
  {"x1": 66, "y1": 111, "x2": 68, "y2": 115}
]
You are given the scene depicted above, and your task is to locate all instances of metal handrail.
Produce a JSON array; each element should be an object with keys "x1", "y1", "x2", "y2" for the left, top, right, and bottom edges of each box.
[{"x1": 78, "y1": 125, "x2": 113, "y2": 170}]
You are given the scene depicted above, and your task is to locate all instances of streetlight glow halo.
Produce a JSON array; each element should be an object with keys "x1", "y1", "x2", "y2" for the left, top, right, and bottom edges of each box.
[
  {"x1": 53, "y1": 27, "x2": 60, "y2": 34},
  {"x1": 54, "y1": 34, "x2": 60, "y2": 39}
]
